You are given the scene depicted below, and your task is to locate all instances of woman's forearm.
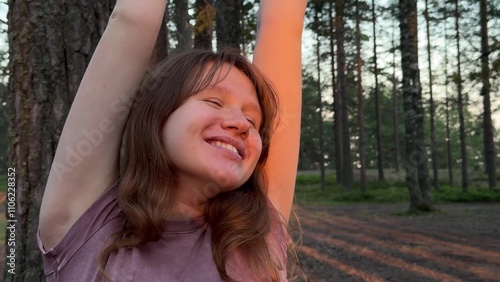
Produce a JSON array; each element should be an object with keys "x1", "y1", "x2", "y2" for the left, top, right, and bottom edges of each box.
[{"x1": 254, "y1": 0, "x2": 307, "y2": 223}]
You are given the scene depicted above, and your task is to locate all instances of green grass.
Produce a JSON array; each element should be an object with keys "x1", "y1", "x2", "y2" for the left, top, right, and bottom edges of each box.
[
  {"x1": 295, "y1": 174, "x2": 337, "y2": 186},
  {"x1": 0, "y1": 175, "x2": 6, "y2": 193},
  {"x1": 294, "y1": 175, "x2": 409, "y2": 205},
  {"x1": 294, "y1": 173, "x2": 500, "y2": 205},
  {"x1": 0, "y1": 219, "x2": 5, "y2": 244},
  {"x1": 434, "y1": 185, "x2": 500, "y2": 202}
]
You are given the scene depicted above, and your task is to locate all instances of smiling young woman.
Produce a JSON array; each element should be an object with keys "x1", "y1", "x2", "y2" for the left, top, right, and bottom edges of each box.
[{"x1": 38, "y1": 0, "x2": 306, "y2": 281}]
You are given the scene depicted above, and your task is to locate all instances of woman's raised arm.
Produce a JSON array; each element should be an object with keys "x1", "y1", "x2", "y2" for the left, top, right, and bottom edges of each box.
[
  {"x1": 253, "y1": 0, "x2": 307, "y2": 223},
  {"x1": 39, "y1": 0, "x2": 167, "y2": 250}
]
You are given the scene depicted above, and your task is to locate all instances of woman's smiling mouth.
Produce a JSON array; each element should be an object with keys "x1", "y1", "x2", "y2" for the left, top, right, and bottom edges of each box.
[
  {"x1": 205, "y1": 136, "x2": 246, "y2": 159},
  {"x1": 209, "y1": 140, "x2": 239, "y2": 155}
]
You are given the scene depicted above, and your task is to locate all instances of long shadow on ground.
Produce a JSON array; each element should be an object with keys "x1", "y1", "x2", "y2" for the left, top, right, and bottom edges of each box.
[{"x1": 295, "y1": 203, "x2": 500, "y2": 282}]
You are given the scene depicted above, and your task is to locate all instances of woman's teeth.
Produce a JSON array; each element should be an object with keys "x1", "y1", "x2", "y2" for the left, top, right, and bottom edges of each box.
[{"x1": 210, "y1": 141, "x2": 239, "y2": 155}]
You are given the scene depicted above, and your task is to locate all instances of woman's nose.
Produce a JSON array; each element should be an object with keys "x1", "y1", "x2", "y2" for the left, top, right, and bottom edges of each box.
[{"x1": 221, "y1": 111, "x2": 251, "y2": 138}]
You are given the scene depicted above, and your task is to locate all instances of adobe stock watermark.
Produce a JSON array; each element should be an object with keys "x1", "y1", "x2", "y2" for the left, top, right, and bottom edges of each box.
[
  {"x1": 51, "y1": 65, "x2": 164, "y2": 182},
  {"x1": 52, "y1": 117, "x2": 117, "y2": 181},
  {"x1": 6, "y1": 167, "x2": 17, "y2": 275}
]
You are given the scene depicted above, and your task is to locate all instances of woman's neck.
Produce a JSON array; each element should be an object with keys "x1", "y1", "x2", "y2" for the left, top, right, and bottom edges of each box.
[{"x1": 165, "y1": 176, "x2": 215, "y2": 221}]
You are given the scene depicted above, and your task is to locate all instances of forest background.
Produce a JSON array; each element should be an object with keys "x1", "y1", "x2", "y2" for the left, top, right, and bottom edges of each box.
[{"x1": 0, "y1": 0, "x2": 499, "y2": 280}]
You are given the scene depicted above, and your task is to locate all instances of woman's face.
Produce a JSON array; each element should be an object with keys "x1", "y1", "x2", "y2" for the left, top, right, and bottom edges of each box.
[{"x1": 161, "y1": 64, "x2": 263, "y2": 194}]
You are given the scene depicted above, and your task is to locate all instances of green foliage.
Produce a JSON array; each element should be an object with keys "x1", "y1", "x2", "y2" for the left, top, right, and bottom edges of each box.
[
  {"x1": 434, "y1": 185, "x2": 500, "y2": 203},
  {"x1": 0, "y1": 174, "x2": 5, "y2": 192},
  {"x1": 353, "y1": 179, "x2": 406, "y2": 190},
  {"x1": 294, "y1": 182, "x2": 410, "y2": 205},
  {"x1": 0, "y1": 83, "x2": 7, "y2": 174},
  {"x1": 359, "y1": 83, "x2": 404, "y2": 169},
  {"x1": 0, "y1": 175, "x2": 5, "y2": 246},
  {"x1": 294, "y1": 184, "x2": 338, "y2": 205},
  {"x1": 335, "y1": 187, "x2": 410, "y2": 203},
  {"x1": 0, "y1": 175, "x2": 6, "y2": 245},
  {"x1": 294, "y1": 174, "x2": 410, "y2": 204},
  {"x1": 296, "y1": 173, "x2": 336, "y2": 186},
  {"x1": 0, "y1": 218, "x2": 5, "y2": 244},
  {"x1": 294, "y1": 173, "x2": 500, "y2": 205},
  {"x1": 299, "y1": 0, "x2": 500, "y2": 176},
  {"x1": 299, "y1": 72, "x2": 336, "y2": 170},
  {"x1": 241, "y1": 0, "x2": 258, "y2": 55}
]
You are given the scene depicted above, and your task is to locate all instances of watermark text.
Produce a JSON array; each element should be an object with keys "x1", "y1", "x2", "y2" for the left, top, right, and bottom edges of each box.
[{"x1": 6, "y1": 167, "x2": 16, "y2": 275}]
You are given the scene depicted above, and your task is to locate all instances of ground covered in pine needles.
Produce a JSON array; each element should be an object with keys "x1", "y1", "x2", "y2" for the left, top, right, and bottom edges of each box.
[
  {"x1": 294, "y1": 202, "x2": 500, "y2": 282},
  {"x1": 0, "y1": 197, "x2": 499, "y2": 281}
]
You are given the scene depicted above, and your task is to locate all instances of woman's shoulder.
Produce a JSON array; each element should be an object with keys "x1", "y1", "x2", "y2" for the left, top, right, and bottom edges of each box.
[{"x1": 38, "y1": 181, "x2": 125, "y2": 277}]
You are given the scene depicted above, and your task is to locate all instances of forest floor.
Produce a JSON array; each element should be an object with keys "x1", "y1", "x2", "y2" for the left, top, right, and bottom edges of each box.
[
  {"x1": 295, "y1": 202, "x2": 500, "y2": 282},
  {"x1": 0, "y1": 200, "x2": 499, "y2": 281}
]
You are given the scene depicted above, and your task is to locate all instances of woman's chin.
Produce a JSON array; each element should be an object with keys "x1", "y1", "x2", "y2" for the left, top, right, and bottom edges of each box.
[
  {"x1": 206, "y1": 167, "x2": 251, "y2": 191},
  {"x1": 212, "y1": 177, "x2": 244, "y2": 193}
]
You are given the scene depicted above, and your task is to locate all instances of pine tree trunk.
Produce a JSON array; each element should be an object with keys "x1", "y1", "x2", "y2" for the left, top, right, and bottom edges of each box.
[
  {"x1": 372, "y1": 0, "x2": 384, "y2": 181},
  {"x1": 150, "y1": 14, "x2": 169, "y2": 67},
  {"x1": 314, "y1": 10, "x2": 326, "y2": 191},
  {"x1": 215, "y1": 0, "x2": 243, "y2": 50},
  {"x1": 355, "y1": 0, "x2": 366, "y2": 192},
  {"x1": 425, "y1": 0, "x2": 439, "y2": 191},
  {"x1": 337, "y1": 0, "x2": 353, "y2": 191},
  {"x1": 6, "y1": 1, "x2": 170, "y2": 280},
  {"x1": 194, "y1": 0, "x2": 215, "y2": 50},
  {"x1": 329, "y1": 0, "x2": 342, "y2": 184},
  {"x1": 391, "y1": 14, "x2": 400, "y2": 173},
  {"x1": 444, "y1": 18, "x2": 454, "y2": 186},
  {"x1": 480, "y1": 0, "x2": 496, "y2": 189},
  {"x1": 454, "y1": 0, "x2": 468, "y2": 192},
  {"x1": 174, "y1": 0, "x2": 193, "y2": 50},
  {"x1": 6, "y1": 0, "x2": 116, "y2": 280},
  {"x1": 399, "y1": 0, "x2": 433, "y2": 212}
]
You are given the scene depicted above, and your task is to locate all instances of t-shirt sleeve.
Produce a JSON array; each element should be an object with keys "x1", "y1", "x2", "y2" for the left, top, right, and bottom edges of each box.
[{"x1": 37, "y1": 181, "x2": 124, "y2": 276}]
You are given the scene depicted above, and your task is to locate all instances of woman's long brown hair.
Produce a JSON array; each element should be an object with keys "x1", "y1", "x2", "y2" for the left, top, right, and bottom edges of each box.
[{"x1": 97, "y1": 49, "x2": 288, "y2": 281}]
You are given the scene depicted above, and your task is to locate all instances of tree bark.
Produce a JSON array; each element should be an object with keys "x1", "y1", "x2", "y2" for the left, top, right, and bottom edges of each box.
[
  {"x1": 174, "y1": 0, "x2": 193, "y2": 50},
  {"x1": 316, "y1": 42, "x2": 326, "y2": 192},
  {"x1": 194, "y1": 0, "x2": 215, "y2": 50},
  {"x1": 150, "y1": 12, "x2": 169, "y2": 67},
  {"x1": 372, "y1": 0, "x2": 384, "y2": 181},
  {"x1": 6, "y1": 0, "x2": 116, "y2": 280},
  {"x1": 391, "y1": 8, "x2": 400, "y2": 173},
  {"x1": 329, "y1": 0, "x2": 342, "y2": 184},
  {"x1": 454, "y1": 0, "x2": 468, "y2": 192},
  {"x1": 355, "y1": 0, "x2": 366, "y2": 192},
  {"x1": 313, "y1": 8, "x2": 326, "y2": 191},
  {"x1": 444, "y1": 17, "x2": 453, "y2": 186},
  {"x1": 215, "y1": 0, "x2": 243, "y2": 51},
  {"x1": 480, "y1": 0, "x2": 496, "y2": 189},
  {"x1": 6, "y1": 1, "x2": 169, "y2": 280},
  {"x1": 337, "y1": 0, "x2": 353, "y2": 191},
  {"x1": 425, "y1": 0, "x2": 439, "y2": 191},
  {"x1": 399, "y1": 0, "x2": 433, "y2": 212}
]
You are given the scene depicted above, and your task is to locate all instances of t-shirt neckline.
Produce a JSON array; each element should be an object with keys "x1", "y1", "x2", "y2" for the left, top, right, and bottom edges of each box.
[{"x1": 163, "y1": 216, "x2": 207, "y2": 233}]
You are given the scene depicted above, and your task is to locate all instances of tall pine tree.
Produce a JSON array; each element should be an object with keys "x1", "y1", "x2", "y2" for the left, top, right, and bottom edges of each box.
[{"x1": 399, "y1": 0, "x2": 433, "y2": 211}]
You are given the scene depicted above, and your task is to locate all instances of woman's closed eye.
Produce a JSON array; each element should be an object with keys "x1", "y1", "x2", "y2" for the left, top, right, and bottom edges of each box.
[
  {"x1": 246, "y1": 117, "x2": 257, "y2": 128},
  {"x1": 204, "y1": 98, "x2": 260, "y2": 128},
  {"x1": 205, "y1": 98, "x2": 222, "y2": 107}
]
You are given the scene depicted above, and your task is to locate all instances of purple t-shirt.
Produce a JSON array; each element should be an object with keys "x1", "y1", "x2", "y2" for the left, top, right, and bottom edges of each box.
[{"x1": 37, "y1": 183, "x2": 287, "y2": 281}]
